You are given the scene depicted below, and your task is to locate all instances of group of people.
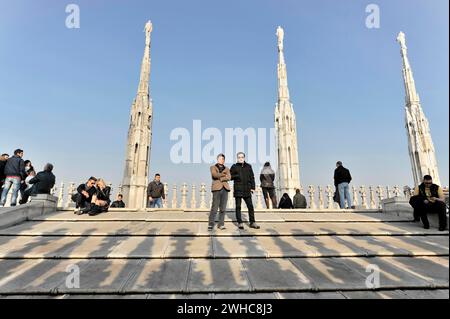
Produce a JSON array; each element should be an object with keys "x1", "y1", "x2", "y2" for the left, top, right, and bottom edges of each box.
[
  {"x1": 71, "y1": 176, "x2": 126, "y2": 216},
  {"x1": 0, "y1": 149, "x2": 56, "y2": 207}
]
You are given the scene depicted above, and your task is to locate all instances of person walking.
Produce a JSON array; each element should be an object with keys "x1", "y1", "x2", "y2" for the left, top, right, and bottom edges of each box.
[
  {"x1": 334, "y1": 161, "x2": 354, "y2": 209},
  {"x1": 230, "y1": 152, "x2": 260, "y2": 230},
  {"x1": 260, "y1": 162, "x2": 277, "y2": 209},
  {"x1": 409, "y1": 175, "x2": 447, "y2": 231},
  {"x1": 0, "y1": 149, "x2": 26, "y2": 207},
  {"x1": 208, "y1": 153, "x2": 231, "y2": 231},
  {"x1": 147, "y1": 174, "x2": 166, "y2": 208},
  {"x1": 293, "y1": 188, "x2": 307, "y2": 209}
]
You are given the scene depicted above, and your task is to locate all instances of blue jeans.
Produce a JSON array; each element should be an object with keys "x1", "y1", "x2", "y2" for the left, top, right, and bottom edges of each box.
[
  {"x1": 0, "y1": 177, "x2": 22, "y2": 206},
  {"x1": 149, "y1": 197, "x2": 163, "y2": 208},
  {"x1": 338, "y1": 182, "x2": 353, "y2": 209}
]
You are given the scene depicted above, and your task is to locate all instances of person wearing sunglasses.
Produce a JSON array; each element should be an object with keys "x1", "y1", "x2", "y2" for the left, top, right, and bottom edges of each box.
[{"x1": 409, "y1": 175, "x2": 447, "y2": 231}]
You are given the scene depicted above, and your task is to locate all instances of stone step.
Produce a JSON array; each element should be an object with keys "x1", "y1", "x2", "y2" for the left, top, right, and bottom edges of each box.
[
  {"x1": 0, "y1": 235, "x2": 447, "y2": 259},
  {"x1": 30, "y1": 211, "x2": 405, "y2": 222},
  {"x1": 1, "y1": 220, "x2": 447, "y2": 237},
  {"x1": 1, "y1": 289, "x2": 449, "y2": 299},
  {"x1": 0, "y1": 256, "x2": 447, "y2": 294}
]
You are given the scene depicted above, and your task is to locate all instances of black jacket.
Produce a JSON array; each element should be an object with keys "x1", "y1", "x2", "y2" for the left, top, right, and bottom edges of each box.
[
  {"x1": 77, "y1": 184, "x2": 97, "y2": 202},
  {"x1": 334, "y1": 166, "x2": 352, "y2": 186},
  {"x1": 111, "y1": 200, "x2": 126, "y2": 208},
  {"x1": 260, "y1": 166, "x2": 275, "y2": 189},
  {"x1": 147, "y1": 181, "x2": 165, "y2": 199},
  {"x1": 3, "y1": 155, "x2": 26, "y2": 180},
  {"x1": 230, "y1": 162, "x2": 256, "y2": 198},
  {"x1": 29, "y1": 171, "x2": 56, "y2": 195},
  {"x1": 278, "y1": 194, "x2": 294, "y2": 209},
  {"x1": 0, "y1": 160, "x2": 6, "y2": 181},
  {"x1": 96, "y1": 186, "x2": 111, "y2": 205}
]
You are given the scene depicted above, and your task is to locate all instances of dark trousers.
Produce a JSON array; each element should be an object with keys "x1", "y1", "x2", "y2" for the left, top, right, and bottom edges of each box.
[
  {"x1": 235, "y1": 196, "x2": 256, "y2": 224},
  {"x1": 89, "y1": 204, "x2": 109, "y2": 216},
  {"x1": 72, "y1": 193, "x2": 92, "y2": 212},
  {"x1": 262, "y1": 187, "x2": 277, "y2": 209},
  {"x1": 19, "y1": 188, "x2": 33, "y2": 205},
  {"x1": 409, "y1": 195, "x2": 447, "y2": 229},
  {"x1": 208, "y1": 188, "x2": 229, "y2": 227}
]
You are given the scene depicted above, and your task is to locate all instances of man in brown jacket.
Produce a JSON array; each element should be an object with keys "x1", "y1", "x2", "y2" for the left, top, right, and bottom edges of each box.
[{"x1": 208, "y1": 153, "x2": 231, "y2": 231}]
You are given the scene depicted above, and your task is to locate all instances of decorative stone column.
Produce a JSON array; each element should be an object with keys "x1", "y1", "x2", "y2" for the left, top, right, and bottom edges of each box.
[
  {"x1": 318, "y1": 186, "x2": 324, "y2": 209},
  {"x1": 369, "y1": 186, "x2": 376, "y2": 209},
  {"x1": 65, "y1": 182, "x2": 76, "y2": 208},
  {"x1": 326, "y1": 185, "x2": 334, "y2": 209},
  {"x1": 256, "y1": 186, "x2": 263, "y2": 209},
  {"x1": 190, "y1": 184, "x2": 197, "y2": 209},
  {"x1": 228, "y1": 185, "x2": 234, "y2": 209},
  {"x1": 308, "y1": 185, "x2": 316, "y2": 209},
  {"x1": 180, "y1": 183, "x2": 188, "y2": 209},
  {"x1": 57, "y1": 182, "x2": 64, "y2": 208},
  {"x1": 376, "y1": 185, "x2": 384, "y2": 209},
  {"x1": 386, "y1": 186, "x2": 391, "y2": 199},
  {"x1": 352, "y1": 185, "x2": 359, "y2": 206},
  {"x1": 164, "y1": 183, "x2": 169, "y2": 208},
  {"x1": 360, "y1": 186, "x2": 368, "y2": 209},
  {"x1": 171, "y1": 184, "x2": 178, "y2": 208},
  {"x1": 199, "y1": 183, "x2": 207, "y2": 209},
  {"x1": 393, "y1": 186, "x2": 401, "y2": 197}
]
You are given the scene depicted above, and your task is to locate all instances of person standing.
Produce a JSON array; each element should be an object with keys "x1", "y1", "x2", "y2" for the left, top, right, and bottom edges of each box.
[
  {"x1": 208, "y1": 153, "x2": 231, "y2": 231},
  {"x1": 0, "y1": 153, "x2": 9, "y2": 191},
  {"x1": 293, "y1": 188, "x2": 307, "y2": 209},
  {"x1": 334, "y1": 161, "x2": 354, "y2": 209},
  {"x1": 72, "y1": 177, "x2": 97, "y2": 215},
  {"x1": 409, "y1": 175, "x2": 447, "y2": 231},
  {"x1": 230, "y1": 152, "x2": 260, "y2": 230},
  {"x1": 147, "y1": 174, "x2": 166, "y2": 208},
  {"x1": 0, "y1": 149, "x2": 26, "y2": 207},
  {"x1": 260, "y1": 162, "x2": 277, "y2": 209}
]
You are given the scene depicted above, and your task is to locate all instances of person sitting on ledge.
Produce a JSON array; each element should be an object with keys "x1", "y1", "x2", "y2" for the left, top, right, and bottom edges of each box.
[
  {"x1": 110, "y1": 194, "x2": 126, "y2": 208},
  {"x1": 72, "y1": 176, "x2": 97, "y2": 215},
  {"x1": 293, "y1": 188, "x2": 307, "y2": 209},
  {"x1": 87, "y1": 178, "x2": 111, "y2": 216},
  {"x1": 278, "y1": 193, "x2": 294, "y2": 209},
  {"x1": 409, "y1": 175, "x2": 447, "y2": 231}
]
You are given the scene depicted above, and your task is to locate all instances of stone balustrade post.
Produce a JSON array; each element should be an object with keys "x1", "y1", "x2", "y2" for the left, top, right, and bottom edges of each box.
[
  {"x1": 393, "y1": 185, "x2": 401, "y2": 197},
  {"x1": 181, "y1": 183, "x2": 188, "y2": 209},
  {"x1": 199, "y1": 183, "x2": 207, "y2": 209},
  {"x1": 326, "y1": 185, "x2": 334, "y2": 209},
  {"x1": 164, "y1": 183, "x2": 169, "y2": 208},
  {"x1": 360, "y1": 185, "x2": 368, "y2": 209},
  {"x1": 171, "y1": 184, "x2": 178, "y2": 208},
  {"x1": 190, "y1": 184, "x2": 197, "y2": 209},
  {"x1": 308, "y1": 185, "x2": 316, "y2": 209},
  {"x1": 256, "y1": 186, "x2": 263, "y2": 209},
  {"x1": 369, "y1": 186, "x2": 376, "y2": 209},
  {"x1": 318, "y1": 186, "x2": 324, "y2": 209},
  {"x1": 57, "y1": 182, "x2": 64, "y2": 207},
  {"x1": 376, "y1": 185, "x2": 384, "y2": 209}
]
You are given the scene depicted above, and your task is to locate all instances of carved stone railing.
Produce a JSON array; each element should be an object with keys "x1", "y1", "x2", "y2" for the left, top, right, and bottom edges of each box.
[{"x1": 3, "y1": 181, "x2": 447, "y2": 210}]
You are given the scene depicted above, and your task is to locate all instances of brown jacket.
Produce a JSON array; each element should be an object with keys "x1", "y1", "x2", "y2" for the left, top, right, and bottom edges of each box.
[{"x1": 210, "y1": 164, "x2": 231, "y2": 191}]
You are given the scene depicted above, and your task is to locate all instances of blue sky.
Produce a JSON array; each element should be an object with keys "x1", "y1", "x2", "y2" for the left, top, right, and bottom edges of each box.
[{"x1": 0, "y1": 0, "x2": 448, "y2": 190}]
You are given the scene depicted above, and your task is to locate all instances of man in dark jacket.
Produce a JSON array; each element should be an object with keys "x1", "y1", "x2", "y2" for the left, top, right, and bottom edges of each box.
[
  {"x1": 20, "y1": 163, "x2": 56, "y2": 204},
  {"x1": 0, "y1": 149, "x2": 26, "y2": 207},
  {"x1": 230, "y1": 152, "x2": 260, "y2": 230},
  {"x1": 260, "y1": 162, "x2": 277, "y2": 209},
  {"x1": 72, "y1": 177, "x2": 97, "y2": 215},
  {"x1": 111, "y1": 194, "x2": 126, "y2": 208},
  {"x1": 147, "y1": 174, "x2": 165, "y2": 208},
  {"x1": 334, "y1": 161, "x2": 354, "y2": 209},
  {"x1": 409, "y1": 175, "x2": 447, "y2": 231}
]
